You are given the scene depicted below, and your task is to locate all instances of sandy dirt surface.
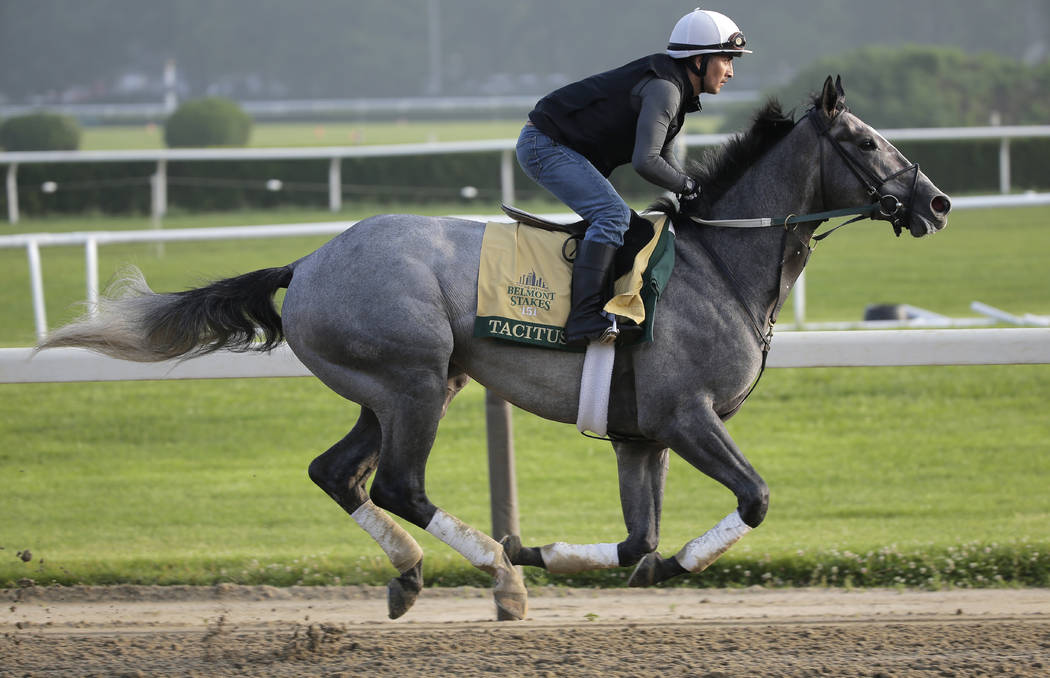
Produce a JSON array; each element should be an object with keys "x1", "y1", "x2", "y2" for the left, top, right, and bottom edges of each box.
[{"x1": 2, "y1": 584, "x2": 1048, "y2": 677}]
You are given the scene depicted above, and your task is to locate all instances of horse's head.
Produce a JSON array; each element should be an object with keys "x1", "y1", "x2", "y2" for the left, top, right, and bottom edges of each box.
[{"x1": 811, "y1": 75, "x2": 951, "y2": 237}]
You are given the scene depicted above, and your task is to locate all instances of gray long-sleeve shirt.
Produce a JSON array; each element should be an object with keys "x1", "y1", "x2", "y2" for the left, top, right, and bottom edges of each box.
[{"x1": 631, "y1": 77, "x2": 692, "y2": 193}]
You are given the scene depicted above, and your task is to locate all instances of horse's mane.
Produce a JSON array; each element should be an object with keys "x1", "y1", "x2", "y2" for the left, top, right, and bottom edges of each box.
[{"x1": 651, "y1": 98, "x2": 797, "y2": 217}]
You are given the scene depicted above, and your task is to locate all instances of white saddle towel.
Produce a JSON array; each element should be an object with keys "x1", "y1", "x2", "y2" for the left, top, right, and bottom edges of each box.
[{"x1": 576, "y1": 341, "x2": 616, "y2": 437}]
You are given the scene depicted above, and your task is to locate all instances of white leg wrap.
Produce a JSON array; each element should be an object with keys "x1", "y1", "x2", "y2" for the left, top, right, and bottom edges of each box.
[
  {"x1": 540, "y1": 542, "x2": 621, "y2": 574},
  {"x1": 674, "y1": 510, "x2": 752, "y2": 573},
  {"x1": 425, "y1": 508, "x2": 501, "y2": 574},
  {"x1": 541, "y1": 545, "x2": 621, "y2": 575},
  {"x1": 426, "y1": 509, "x2": 528, "y2": 620},
  {"x1": 350, "y1": 500, "x2": 424, "y2": 573}
]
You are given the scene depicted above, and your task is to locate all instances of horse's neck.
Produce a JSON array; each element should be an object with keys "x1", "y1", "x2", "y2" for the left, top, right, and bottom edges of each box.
[
  {"x1": 681, "y1": 125, "x2": 823, "y2": 319},
  {"x1": 712, "y1": 121, "x2": 825, "y2": 230}
]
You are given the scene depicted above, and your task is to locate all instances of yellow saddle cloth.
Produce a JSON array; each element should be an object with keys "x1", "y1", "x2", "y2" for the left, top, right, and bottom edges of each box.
[{"x1": 474, "y1": 214, "x2": 672, "y2": 350}]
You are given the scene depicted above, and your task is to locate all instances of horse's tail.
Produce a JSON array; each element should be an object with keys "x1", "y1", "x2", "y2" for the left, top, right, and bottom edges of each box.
[{"x1": 38, "y1": 264, "x2": 294, "y2": 362}]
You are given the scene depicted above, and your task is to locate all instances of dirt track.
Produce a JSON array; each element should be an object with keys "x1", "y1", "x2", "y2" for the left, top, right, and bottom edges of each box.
[{"x1": 2, "y1": 584, "x2": 1049, "y2": 677}]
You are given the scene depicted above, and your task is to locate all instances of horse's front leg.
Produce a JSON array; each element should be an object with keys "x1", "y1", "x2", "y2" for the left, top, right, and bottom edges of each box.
[
  {"x1": 502, "y1": 441, "x2": 669, "y2": 573},
  {"x1": 629, "y1": 403, "x2": 768, "y2": 586}
]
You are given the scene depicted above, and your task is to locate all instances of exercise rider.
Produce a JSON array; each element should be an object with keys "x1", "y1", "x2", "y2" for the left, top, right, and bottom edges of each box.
[{"x1": 516, "y1": 8, "x2": 751, "y2": 346}]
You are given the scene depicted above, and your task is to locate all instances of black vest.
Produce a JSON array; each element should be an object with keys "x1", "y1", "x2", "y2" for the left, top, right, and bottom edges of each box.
[{"x1": 528, "y1": 54, "x2": 699, "y2": 177}]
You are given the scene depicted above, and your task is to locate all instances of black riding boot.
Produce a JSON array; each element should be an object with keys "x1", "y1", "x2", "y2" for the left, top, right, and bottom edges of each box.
[{"x1": 564, "y1": 240, "x2": 619, "y2": 347}]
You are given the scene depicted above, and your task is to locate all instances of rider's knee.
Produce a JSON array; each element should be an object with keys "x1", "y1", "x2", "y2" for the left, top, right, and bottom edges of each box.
[
  {"x1": 738, "y1": 479, "x2": 770, "y2": 528},
  {"x1": 587, "y1": 201, "x2": 632, "y2": 248}
]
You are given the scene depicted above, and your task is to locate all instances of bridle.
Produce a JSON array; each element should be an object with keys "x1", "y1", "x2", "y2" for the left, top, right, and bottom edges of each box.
[
  {"x1": 675, "y1": 107, "x2": 925, "y2": 420},
  {"x1": 807, "y1": 106, "x2": 919, "y2": 237}
]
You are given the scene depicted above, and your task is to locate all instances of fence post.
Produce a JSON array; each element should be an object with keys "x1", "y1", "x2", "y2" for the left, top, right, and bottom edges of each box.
[
  {"x1": 500, "y1": 150, "x2": 515, "y2": 206},
  {"x1": 151, "y1": 159, "x2": 168, "y2": 220},
  {"x1": 485, "y1": 389, "x2": 519, "y2": 541},
  {"x1": 990, "y1": 112, "x2": 1011, "y2": 195},
  {"x1": 86, "y1": 237, "x2": 99, "y2": 317},
  {"x1": 27, "y1": 239, "x2": 47, "y2": 341},
  {"x1": 328, "y1": 157, "x2": 342, "y2": 212},
  {"x1": 5, "y1": 163, "x2": 18, "y2": 225},
  {"x1": 151, "y1": 159, "x2": 167, "y2": 256},
  {"x1": 999, "y1": 138, "x2": 1011, "y2": 195}
]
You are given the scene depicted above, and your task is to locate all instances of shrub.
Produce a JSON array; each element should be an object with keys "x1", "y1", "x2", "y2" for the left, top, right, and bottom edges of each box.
[
  {"x1": 164, "y1": 97, "x2": 252, "y2": 148},
  {"x1": 0, "y1": 112, "x2": 81, "y2": 151}
]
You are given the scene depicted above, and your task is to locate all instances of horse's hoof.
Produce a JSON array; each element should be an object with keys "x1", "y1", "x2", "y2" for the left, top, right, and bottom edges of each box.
[
  {"x1": 387, "y1": 559, "x2": 423, "y2": 619},
  {"x1": 627, "y1": 552, "x2": 662, "y2": 587},
  {"x1": 495, "y1": 588, "x2": 528, "y2": 621},
  {"x1": 492, "y1": 553, "x2": 528, "y2": 621}
]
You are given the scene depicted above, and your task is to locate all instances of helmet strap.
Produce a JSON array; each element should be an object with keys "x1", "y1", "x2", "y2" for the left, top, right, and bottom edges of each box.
[
  {"x1": 686, "y1": 55, "x2": 706, "y2": 78},
  {"x1": 686, "y1": 55, "x2": 709, "y2": 94}
]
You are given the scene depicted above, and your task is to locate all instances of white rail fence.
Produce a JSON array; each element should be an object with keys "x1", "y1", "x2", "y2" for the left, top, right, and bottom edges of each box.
[
  {"x1": 3, "y1": 328, "x2": 1049, "y2": 385},
  {"x1": 4, "y1": 191, "x2": 1049, "y2": 342},
  {"x1": 3, "y1": 124, "x2": 1049, "y2": 225}
]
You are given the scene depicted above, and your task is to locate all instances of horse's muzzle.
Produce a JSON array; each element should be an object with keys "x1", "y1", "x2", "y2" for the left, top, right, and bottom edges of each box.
[
  {"x1": 909, "y1": 191, "x2": 952, "y2": 236},
  {"x1": 900, "y1": 176, "x2": 951, "y2": 238}
]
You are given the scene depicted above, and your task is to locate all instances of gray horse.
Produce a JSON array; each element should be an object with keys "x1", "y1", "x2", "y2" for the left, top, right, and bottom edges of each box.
[{"x1": 40, "y1": 77, "x2": 950, "y2": 621}]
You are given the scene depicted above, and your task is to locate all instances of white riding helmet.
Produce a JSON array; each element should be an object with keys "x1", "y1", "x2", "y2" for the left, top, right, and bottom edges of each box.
[{"x1": 667, "y1": 8, "x2": 752, "y2": 58}]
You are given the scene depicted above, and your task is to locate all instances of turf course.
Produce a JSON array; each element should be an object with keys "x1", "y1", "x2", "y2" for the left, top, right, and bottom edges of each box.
[{"x1": 1, "y1": 204, "x2": 1048, "y2": 588}]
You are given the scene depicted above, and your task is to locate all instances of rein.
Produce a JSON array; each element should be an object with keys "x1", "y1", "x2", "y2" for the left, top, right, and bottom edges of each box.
[
  {"x1": 690, "y1": 106, "x2": 919, "y2": 240},
  {"x1": 688, "y1": 203, "x2": 881, "y2": 242}
]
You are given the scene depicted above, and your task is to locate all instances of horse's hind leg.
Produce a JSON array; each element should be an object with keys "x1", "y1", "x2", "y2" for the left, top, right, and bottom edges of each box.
[
  {"x1": 308, "y1": 407, "x2": 424, "y2": 619},
  {"x1": 369, "y1": 374, "x2": 527, "y2": 621},
  {"x1": 503, "y1": 442, "x2": 669, "y2": 574}
]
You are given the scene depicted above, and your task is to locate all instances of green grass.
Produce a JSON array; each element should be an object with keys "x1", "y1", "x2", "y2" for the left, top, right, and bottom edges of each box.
[
  {"x1": 781, "y1": 204, "x2": 1050, "y2": 323},
  {"x1": 1, "y1": 204, "x2": 1048, "y2": 588},
  {"x1": 3, "y1": 369, "x2": 1048, "y2": 589},
  {"x1": 78, "y1": 117, "x2": 726, "y2": 151}
]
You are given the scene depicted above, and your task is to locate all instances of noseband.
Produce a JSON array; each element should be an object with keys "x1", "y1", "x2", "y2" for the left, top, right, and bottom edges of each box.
[{"x1": 808, "y1": 107, "x2": 919, "y2": 236}]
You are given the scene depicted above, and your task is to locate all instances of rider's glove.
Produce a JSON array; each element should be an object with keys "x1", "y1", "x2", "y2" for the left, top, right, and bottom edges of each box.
[{"x1": 677, "y1": 177, "x2": 702, "y2": 212}]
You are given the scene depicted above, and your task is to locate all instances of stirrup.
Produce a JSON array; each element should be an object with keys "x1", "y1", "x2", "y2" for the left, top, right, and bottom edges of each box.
[{"x1": 597, "y1": 316, "x2": 620, "y2": 345}]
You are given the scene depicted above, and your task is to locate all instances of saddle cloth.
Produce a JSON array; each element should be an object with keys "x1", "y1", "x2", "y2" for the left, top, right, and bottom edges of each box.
[{"x1": 474, "y1": 214, "x2": 675, "y2": 351}]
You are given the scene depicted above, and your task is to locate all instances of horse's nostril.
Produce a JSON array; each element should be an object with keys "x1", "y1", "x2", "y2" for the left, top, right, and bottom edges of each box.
[{"x1": 931, "y1": 195, "x2": 951, "y2": 214}]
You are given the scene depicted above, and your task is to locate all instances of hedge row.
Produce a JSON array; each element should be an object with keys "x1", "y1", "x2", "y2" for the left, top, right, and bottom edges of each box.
[
  {"x1": 0, "y1": 112, "x2": 81, "y2": 151},
  {"x1": 2, "y1": 141, "x2": 1047, "y2": 217},
  {"x1": 6, "y1": 540, "x2": 1046, "y2": 589},
  {"x1": 1, "y1": 99, "x2": 254, "y2": 152}
]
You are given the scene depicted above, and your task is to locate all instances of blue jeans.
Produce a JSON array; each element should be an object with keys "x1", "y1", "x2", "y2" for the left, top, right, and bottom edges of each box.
[{"x1": 515, "y1": 124, "x2": 631, "y2": 248}]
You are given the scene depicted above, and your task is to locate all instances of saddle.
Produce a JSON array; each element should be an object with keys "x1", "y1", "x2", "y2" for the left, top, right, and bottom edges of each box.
[
  {"x1": 487, "y1": 205, "x2": 677, "y2": 437},
  {"x1": 475, "y1": 206, "x2": 675, "y2": 351},
  {"x1": 499, "y1": 204, "x2": 663, "y2": 279}
]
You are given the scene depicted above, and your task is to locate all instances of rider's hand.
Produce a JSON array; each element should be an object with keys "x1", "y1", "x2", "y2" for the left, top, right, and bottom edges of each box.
[{"x1": 677, "y1": 177, "x2": 702, "y2": 213}]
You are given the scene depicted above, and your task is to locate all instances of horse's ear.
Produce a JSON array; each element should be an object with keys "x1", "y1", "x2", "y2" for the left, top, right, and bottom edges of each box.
[
  {"x1": 835, "y1": 74, "x2": 845, "y2": 100},
  {"x1": 819, "y1": 75, "x2": 839, "y2": 117}
]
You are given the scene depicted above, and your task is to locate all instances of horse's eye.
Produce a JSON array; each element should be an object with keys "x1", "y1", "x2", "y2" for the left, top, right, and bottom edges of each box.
[{"x1": 859, "y1": 138, "x2": 878, "y2": 151}]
